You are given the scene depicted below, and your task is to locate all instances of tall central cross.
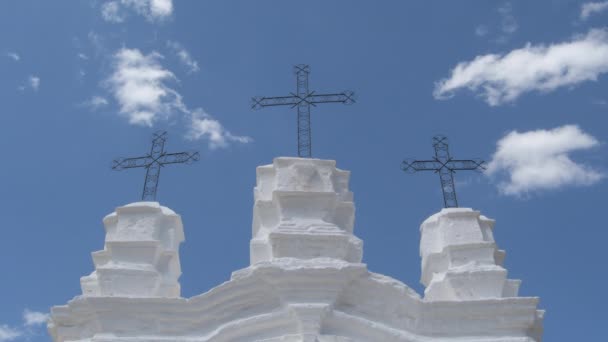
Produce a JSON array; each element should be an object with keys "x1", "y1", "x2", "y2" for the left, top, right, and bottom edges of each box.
[
  {"x1": 401, "y1": 135, "x2": 486, "y2": 208},
  {"x1": 252, "y1": 64, "x2": 355, "y2": 158},
  {"x1": 112, "y1": 131, "x2": 200, "y2": 201}
]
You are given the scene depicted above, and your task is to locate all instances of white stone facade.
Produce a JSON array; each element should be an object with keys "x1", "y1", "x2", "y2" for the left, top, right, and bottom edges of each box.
[{"x1": 49, "y1": 157, "x2": 544, "y2": 342}]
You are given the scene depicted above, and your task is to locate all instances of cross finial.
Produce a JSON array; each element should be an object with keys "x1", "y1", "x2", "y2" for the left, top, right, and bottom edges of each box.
[
  {"x1": 112, "y1": 131, "x2": 200, "y2": 201},
  {"x1": 252, "y1": 64, "x2": 355, "y2": 158},
  {"x1": 401, "y1": 135, "x2": 486, "y2": 208}
]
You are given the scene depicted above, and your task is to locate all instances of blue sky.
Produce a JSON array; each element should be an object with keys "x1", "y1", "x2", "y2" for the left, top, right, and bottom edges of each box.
[{"x1": 1, "y1": 1, "x2": 607, "y2": 341}]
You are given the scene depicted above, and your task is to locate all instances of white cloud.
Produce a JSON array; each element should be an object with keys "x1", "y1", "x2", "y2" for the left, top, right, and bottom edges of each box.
[
  {"x1": 22, "y1": 310, "x2": 49, "y2": 327},
  {"x1": 101, "y1": 1, "x2": 125, "y2": 22},
  {"x1": 581, "y1": 1, "x2": 608, "y2": 20},
  {"x1": 486, "y1": 125, "x2": 603, "y2": 195},
  {"x1": 84, "y1": 95, "x2": 109, "y2": 109},
  {"x1": 5, "y1": 52, "x2": 19, "y2": 61},
  {"x1": 78, "y1": 53, "x2": 89, "y2": 60},
  {"x1": 28, "y1": 76, "x2": 40, "y2": 91},
  {"x1": 148, "y1": 0, "x2": 172, "y2": 17},
  {"x1": 19, "y1": 75, "x2": 40, "y2": 92},
  {"x1": 107, "y1": 48, "x2": 249, "y2": 149},
  {"x1": 475, "y1": 25, "x2": 489, "y2": 37},
  {"x1": 498, "y1": 2, "x2": 518, "y2": 34},
  {"x1": 187, "y1": 109, "x2": 252, "y2": 149},
  {"x1": 101, "y1": 0, "x2": 173, "y2": 22},
  {"x1": 475, "y1": 3, "x2": 517, "y2": 42},
  {"x1": 434, "y1": 29, "x2": 608, "y2": 106},
  {"x1": 167, "y1": 41, "x2": 200, "y2": 73},
  {"x1": 0, "y1": 309, "x2": 49, "y2": 341},
  {"x1": 0, "y1": 325, "x2": 21, "y2": 342},
  {"x1": 107, "y1": 48, "x2": 182, "y2": 126}
]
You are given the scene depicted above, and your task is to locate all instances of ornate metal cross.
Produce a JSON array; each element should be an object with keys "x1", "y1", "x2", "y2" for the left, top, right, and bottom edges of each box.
[
  {"x1": 112, "y1": 131, "x2": 200, "y2": 201},
  {"x1": 252, "y1": 64, "x2": 355, "y2": 158},
  {"x1": 401, "y1": 135, "x2": 486, "y2": 208}
]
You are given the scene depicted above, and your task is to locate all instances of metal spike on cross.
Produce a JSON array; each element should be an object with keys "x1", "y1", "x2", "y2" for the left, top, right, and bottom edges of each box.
[
  {"x1": 401, "y1": 135, "x2": 486, "y2": 208},
  {"x1": 112, "y1": 131, "x2": 200, "y2": 201},
  {"x1": 251, "y1": 64, "x2": 355, "y2": 158}
]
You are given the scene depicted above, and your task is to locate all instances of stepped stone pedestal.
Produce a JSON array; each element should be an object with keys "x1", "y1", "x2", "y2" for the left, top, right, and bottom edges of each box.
[
  {"x1": 80, "y1": 202, "x2": 184, "y2": 298},
  {"x1": 250, "y1": 157, "x2": 362, "y2": 264},
  {"x1": 420, "y1": 208, "x2": 521, "y2": 301}
]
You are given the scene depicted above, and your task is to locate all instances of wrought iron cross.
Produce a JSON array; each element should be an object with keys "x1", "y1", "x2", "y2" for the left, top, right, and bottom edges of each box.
[
  {"x1": 252, "y1": 64, "x2": 355, "y2": 158},
  {"x1": 112, "y1": 131, "x2": 200, "y2": 201},
  {"x1": 401, "y1": 135, "x2": 486, "y2": 208}
]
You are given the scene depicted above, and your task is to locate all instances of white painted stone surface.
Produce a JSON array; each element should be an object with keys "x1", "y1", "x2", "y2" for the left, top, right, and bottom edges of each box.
[
  {"x1": 251, "y1": 158, "x2": 361, "y2": 264},
  {"x1": 420, "y1": 208, "x2": 521, "y2": 301},
  {"x1": 80, "y1": 202, "x2": 184, "y2": 298},
  {"x1": 49, "y1": 157, "x2": 544, "y2": 342}
]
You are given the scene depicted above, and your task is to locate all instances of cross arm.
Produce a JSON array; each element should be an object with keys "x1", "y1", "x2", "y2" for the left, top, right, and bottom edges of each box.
[
  {"x1": 251, "y1": 95, "x2": 300, "y2": 110},
  {"x1": 112, "y1": 156, "x2": 152, "y2": 170},
  {"x1": 401, "y1": 159, "x2": 443, "y2": 173},
  {"x1": 444, "y1": 159, "x2": 486, "y2": 171},
  {"x1": 307, "y1": 91, "x2": 355, "y2": 105},
  {"x1": 158, "y1": 152, "x2": 200, "y2": 165}
]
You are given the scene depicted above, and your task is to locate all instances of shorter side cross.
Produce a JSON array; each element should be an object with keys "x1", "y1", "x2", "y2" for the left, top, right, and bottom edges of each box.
[
  {"x1": 401, "y1": 135, "x2": 486, "y2": 208},
  {"x1": 112, "y1": 131, "x2": 200, "y2": 201}
]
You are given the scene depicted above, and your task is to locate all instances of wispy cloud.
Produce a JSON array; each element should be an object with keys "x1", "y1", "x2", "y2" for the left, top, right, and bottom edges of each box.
[
  {"x1": 475, "y1": 25, "x2": 489, "y2": 37},
  {"x1": 0, "y1": 325, "x2": 21, "y2": 342},
  {"x1": 187, "y1": 109, "x2": 252, "y2": 149},
  {"x1": 167, "y1": 41, "x2": 200, "y2": 74},
  {"x1": 581, "y1": 1, "x2": 608, "y2": 20},
  {"x1": 83, "y1": 95, "x2": 109, "y2": 110},
  {"x1": 434, "y1": 28, "x2": 608, "y2": 106},
  {"x1": 101, "y1": 0, "x2": 173, "y2": 22},
  {"x1": 29, "y1": 76, "x2": 40, "y2": 91},
  {"x1": 4, "y1": 52, "x2": 20, "y2": 61},
  {"x1": 0, "y1": 310, "x2": 49, "y2": 342},
  {"x1": 22, "y1": 310, "x2": 49, "y2": 327},
  {"x1": 101, "y1": 1, "x2": 125, "y2": 22},
  {"x1": 498, "y1": 2, "x2": 518, "y2": 35},
  {"x1": 474, "y1": 2, "x2": 517, "y2": 42},
  {"x1": 486, "y1": 125, "x2": 603, "y2": 196},
  {"x1": 107, "y1": 48, "x2": 181, "y2": 126},
  {"x1": 18, "y1": 75, "x2": 40, "y2": 92},
  {"x1": 88, "y1": 31, "x2": 106, "y2": 56},
  {"x1": 106, "y1": 48, "x2": 250, "y2": 148}
]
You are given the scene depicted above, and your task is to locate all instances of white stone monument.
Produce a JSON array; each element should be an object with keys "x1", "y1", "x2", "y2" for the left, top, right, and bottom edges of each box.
[{"x1": 49, "y1": 157, "x2": 544, "y2": 342}]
